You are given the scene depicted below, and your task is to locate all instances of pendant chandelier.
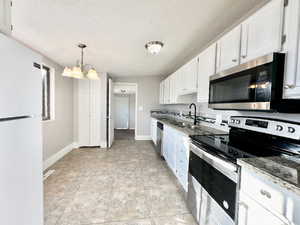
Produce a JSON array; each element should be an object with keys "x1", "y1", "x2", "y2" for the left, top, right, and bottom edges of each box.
[{"x1": 62, "y1": 43, "x2": 99, "y2": 80}]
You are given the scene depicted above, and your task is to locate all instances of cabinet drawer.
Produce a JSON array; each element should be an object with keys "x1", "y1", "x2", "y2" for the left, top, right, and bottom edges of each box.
[{"x1": 240, "y1": 169, "x2": 285, "y2": 215}]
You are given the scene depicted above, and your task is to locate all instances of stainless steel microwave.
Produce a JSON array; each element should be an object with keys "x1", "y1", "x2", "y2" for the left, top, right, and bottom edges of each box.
[{"x1": 209, "y1": 53, "x2": 300, "y2": 113}]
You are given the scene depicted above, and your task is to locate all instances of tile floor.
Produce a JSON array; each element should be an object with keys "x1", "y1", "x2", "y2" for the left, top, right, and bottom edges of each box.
[
  {"x1": 44, "y1": 140, "x2": 197, "y2": 225},
  {"x1": 114, "y1": 129, "x2": 135, "y2": 140}
]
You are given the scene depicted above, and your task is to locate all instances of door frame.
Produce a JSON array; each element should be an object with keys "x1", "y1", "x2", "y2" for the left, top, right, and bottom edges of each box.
[{"x1": 113, "y1": 82, "x2": 138, "y2": 140}]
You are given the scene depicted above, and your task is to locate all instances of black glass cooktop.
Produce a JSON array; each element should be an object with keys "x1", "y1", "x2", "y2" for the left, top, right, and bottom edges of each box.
[{"x1": 190, "y1": 127, "x2": 300, "y2": 164}]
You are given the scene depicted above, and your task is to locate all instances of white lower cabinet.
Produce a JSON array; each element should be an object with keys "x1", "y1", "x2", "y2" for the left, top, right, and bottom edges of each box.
[
  {"x1": 238, "y1": 192, "x2": 288, "y2": 225},
  {"x1": 0, "y1": 0, "x2": 11, "y2": 35},
  {"x1": 151, "y1": 118, "x2": 157, "y2": 145},
  {"x1": 163, "y1": 125, "x2": 190, "y2": 191},
  {"x1": 239, "y1": 167, "x2": 300, "y2": 225}
]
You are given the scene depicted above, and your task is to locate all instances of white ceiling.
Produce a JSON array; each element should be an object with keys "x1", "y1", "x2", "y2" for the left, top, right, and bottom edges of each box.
[{"x1": 12, "y1": 0, "x2": 268, "y2": 77}]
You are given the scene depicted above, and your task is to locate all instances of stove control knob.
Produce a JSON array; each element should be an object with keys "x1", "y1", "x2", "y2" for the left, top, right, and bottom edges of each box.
[
  {"x1": 288, "y1": 127, "x2": 296, "y2": 133},
  {"x1": 276, "y1": 125, "x2": 283, "y2": 131},
  {"x1": 230, "y1": 119, "x2": 235, "y2": 124},
  {"x1": 236, "y1": 120, "x2": 241, "y2": 124}
]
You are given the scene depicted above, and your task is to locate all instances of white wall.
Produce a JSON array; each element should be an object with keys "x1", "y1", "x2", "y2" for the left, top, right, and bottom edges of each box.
[
  {"x1": 42, "y1": 56, "x2": 74, "y2": 161},
  {"x1": 113, "y1": 76, "x2": 162, "y2": 138}
]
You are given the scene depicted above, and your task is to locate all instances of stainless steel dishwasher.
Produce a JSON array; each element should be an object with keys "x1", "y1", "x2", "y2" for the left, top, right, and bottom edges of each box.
[{"x1": 156, "y1": 122, "x2": 164, "y2": 157}]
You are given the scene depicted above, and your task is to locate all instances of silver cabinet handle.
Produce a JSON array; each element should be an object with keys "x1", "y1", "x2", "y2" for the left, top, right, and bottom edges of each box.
[
  {"x1": 260, "y1": 189, "x2": 271, "y2": 199},
  {"x1": 241, "y1": 55, "x2": 247, "y2": 59},
  {"x1": 284, "y1": 84, "x2": 296, "y2": 89},
  {"x1": 232, "y1": 59, "x2": 237, "y2": 62}
]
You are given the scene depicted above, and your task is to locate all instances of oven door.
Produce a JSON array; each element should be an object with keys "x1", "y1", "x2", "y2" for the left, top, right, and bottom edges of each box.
[
  {"x1": 208, "y1": 53, "x2": 285, "y2": 111},
  {"x1": 188, "y1": 145, "x2": 237, "y2": 225}
]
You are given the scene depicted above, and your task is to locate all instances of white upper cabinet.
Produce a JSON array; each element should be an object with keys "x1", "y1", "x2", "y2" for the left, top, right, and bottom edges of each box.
[
  {"x1": 216, "y1": 25, "x2": 241, "y2": 72},
  {"x1": 197, "y1": 43, "x2": 217, "y2": 102},
  {"x1": 159, "y1": 81, "x2": 164, "y2": 104},
  {"x1": 240, "y1": 0, "x2": 285, "y2": 64},
  {"x1": 284, "y1": 0, "x2": 300, "y2": 98},
  {"x1": 0, "y1": 0, "x2": 11, "y2": 35},
  {"x1": 163, "y1": 77, "x2": 171, "y2": 104},
  {"x1": 178, "y1": 57, "x2": 198, "y2": 95},
  {"x1": 170, "y1": 73, "x2": 177, "y2": 104}
]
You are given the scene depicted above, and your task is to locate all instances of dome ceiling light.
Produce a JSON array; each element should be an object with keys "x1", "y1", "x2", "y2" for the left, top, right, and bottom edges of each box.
[
  {"x1": 62, "y1": 43, "x2": 99, "y2": 80},
  {"x1": 145, "y1": 41, "x2": 164, "y2": 55}
]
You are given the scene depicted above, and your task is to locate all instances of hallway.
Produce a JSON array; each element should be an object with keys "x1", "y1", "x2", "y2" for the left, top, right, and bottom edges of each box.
[
  {"x1": 114, "y1": 129, "x2": 135, "y2": 141},
  {"x1": 44, "y1": 140, "x2": 196, "y2": 225}
]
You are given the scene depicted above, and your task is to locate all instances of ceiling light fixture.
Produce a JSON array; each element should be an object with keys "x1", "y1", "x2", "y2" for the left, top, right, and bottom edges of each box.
[
  {"x1": 145, "y1": 41, "x2": 164, "y2": 55},
  {"x1": 62, "y1": 43, "x2": 99, "y2": 80}
]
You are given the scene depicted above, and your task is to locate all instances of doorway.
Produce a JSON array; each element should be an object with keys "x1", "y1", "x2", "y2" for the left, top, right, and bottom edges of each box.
[
  {"x1": 107, "y1": 82, "x2": 138, "y2": 146},
  {"x1": 114, "y1": 93, "x2": 136, "y2": 140}
]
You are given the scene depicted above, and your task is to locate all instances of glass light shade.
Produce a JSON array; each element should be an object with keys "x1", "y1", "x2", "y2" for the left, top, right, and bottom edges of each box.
[
  {"x1": 145, "y1": 41, "x2": 164, "y2": 55},
  {"x1": 62, "y1": 67, "x2": 72, "y2": 77},
  {"x1": 71, "y1": 66, "x2": 84, "y2": 79},
  {"x1": 86, "y1": 69, "x2": 99, "y2": 80},
  {"x1": 147, "y1": 44, "x2": 162, "y2": 54}
]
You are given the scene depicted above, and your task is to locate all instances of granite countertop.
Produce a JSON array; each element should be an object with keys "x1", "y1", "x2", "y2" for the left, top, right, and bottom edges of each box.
[
  {"x1": 151, "y1": 115, "x2": 228, "y2": 137},
  {"x1": 238, "y1": 156, "x2": 300, "y2": 195}
]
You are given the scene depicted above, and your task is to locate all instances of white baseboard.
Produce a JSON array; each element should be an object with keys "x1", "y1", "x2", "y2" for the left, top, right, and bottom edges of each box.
[
  {"x1": 100, "y1": 141, "x2": 107, "y2": 148},
  {"x1": 43, "y1": 142, "x2": 77, "y2": 171},
  {"x1": 135, "y1": 135, "x2": 151, "y2": 140}
]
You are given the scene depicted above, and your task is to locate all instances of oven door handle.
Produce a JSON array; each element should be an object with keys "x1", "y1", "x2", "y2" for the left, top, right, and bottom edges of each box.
[{"x1": 191, "y1": 143, "x2": 237, "y2": 173}]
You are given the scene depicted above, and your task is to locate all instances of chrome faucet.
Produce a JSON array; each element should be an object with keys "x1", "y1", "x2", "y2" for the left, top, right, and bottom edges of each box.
[{"x1": 189, "y1": 103, "x2": 197, "y2": 125}]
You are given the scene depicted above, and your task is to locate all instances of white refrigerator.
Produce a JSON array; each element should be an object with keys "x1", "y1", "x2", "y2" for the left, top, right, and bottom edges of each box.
[{"x1": 0, "y1": 33, "x2": 43, "y2": 225}]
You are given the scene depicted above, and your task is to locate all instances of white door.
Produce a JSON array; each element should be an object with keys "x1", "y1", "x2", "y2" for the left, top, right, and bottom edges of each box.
[
  {"x1": 89, "y1": 80, "x2": 101, "y2": 146},
  {"x1": 238, "y1": 192, "x2": 289, "y2": 225},
  {"x1": 240, "y1": 0, "x2": 284, "y2": 64},
  {"x1": 0, "y1": 117, "x2": 43, "y2": 225},
  {"x1": 108, "y1": 78, "x2": 114, "y2": 148},
  {"x1": 78, "y1": 79, "x2": 91, "y2": 146},
  {"x1": 197, "y1": 43, "x2": 217, "y2": 102},
  {"x1": 114, "y1": 95, "x2": 129, "y2": 129},
  {"x1": 216, "y1": 25, "x2": 241, "y2": 72}
]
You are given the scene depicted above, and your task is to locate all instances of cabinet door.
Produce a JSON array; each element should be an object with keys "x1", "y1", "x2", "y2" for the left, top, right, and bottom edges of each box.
[
  {"x1": 169, "y1": 73, "x2": 177, "y2": 103},
  {"x1": 197, "y1": 43, "x2": 216, "y2": 102},
  {"x1": 216, "y1": 26, "x2": 241, "y2": 72},
  {"x1": 159, "y1": 81, "x2": 164, "y2": 104},
  {"x1": 240, "y1": 0, "x2": 284, "y2": 64},
  {"x1": 183, "y1": 57, "x2": 198, "y2": 94},
  {"x1": 0, "y1": 0, "x2": 11, "y2": 35},
  {"x1": 163, "y1": 78, "x2": 171, "y2": 104},
  {"x1": 284, "y1": 0, "x2": 300, "y2": 98},
  {"x1": 238, "y1": 192, "x2": 289, "y2": 225}
]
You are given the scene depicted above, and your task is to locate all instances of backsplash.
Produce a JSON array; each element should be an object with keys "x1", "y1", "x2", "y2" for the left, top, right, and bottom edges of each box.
[{"x1": 161, "y1": 102, "x2": 300, "y2": 124}]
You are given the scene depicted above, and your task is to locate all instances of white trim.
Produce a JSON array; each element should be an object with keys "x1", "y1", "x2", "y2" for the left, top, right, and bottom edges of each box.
[
  {"x1": 43, "y1": 142, "x2": 77, "y2": 171},
  {"x1": 135, "y1": 135, "x2": 151, "y2": 140},
  {"x1": 101, "y1": 141, "x2": 107, "y2": 148}
]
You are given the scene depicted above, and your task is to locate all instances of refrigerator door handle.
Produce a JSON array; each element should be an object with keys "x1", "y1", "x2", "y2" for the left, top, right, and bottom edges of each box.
[{"x1": 0, "y1": 115, "x2": 32, "y2": 122}]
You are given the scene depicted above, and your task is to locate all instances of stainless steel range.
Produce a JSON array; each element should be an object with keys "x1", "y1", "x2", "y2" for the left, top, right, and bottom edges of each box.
[{"x1": 188, "y1": 116, "x2": 300, "y2": 225}]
